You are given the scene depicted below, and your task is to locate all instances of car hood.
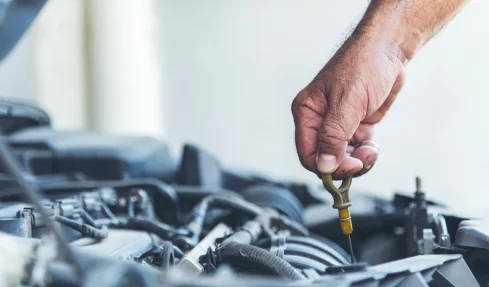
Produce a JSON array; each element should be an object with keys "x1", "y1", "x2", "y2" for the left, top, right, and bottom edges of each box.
[{"x1": 0, "y1": 0, "x2": 47, "y2": 62}]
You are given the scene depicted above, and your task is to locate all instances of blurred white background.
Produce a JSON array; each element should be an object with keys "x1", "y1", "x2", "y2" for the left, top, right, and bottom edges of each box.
[{"x1": 0, "y1": 0, "x2": 488, "y2": 215}]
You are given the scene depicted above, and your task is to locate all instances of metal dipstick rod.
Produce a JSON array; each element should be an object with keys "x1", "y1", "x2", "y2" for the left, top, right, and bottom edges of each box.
[{"x1": 321, "y1": 173, "x2": 356, "y2": 263}]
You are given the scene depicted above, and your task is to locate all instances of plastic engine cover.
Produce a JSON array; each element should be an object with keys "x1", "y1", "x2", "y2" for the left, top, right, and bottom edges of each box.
[
  {"x1": 455, "y1": 219, "x2": 489, "y2": 250},
  {"x1": 0, "y1": 98, "x2": 50, "y2": 135},
  {"x1": 6, "y1": 127, "x2": 176, "y2": 181}
]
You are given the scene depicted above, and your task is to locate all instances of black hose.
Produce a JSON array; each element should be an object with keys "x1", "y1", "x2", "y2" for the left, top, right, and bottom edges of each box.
[
  {"x1": 171, "y1": 185, "x2": 239, "y2": 198},
  {"x1": 135, "y1": 242, "x2": 175, "y2": 272},
  {"x1": 98, "y1": 217, "x2": 189, "y2": 240},
  {"x1": 222, "y1": 220, "x2": 262, "y2": 245},
  {"x1": 54, "y1": 215, "x2": 108, "y2": 240},
  {"x1": 0, "y1": 140, "x2": 84, "y2": 278},
  {"x1": 187, "y1": 195, "x2": 262, "y2": 242},
  {"x1": 282, "y1": 254, "x2": 327, "y2": 271},
  {"x1": 35, "y1": 178, "x2": 180, "y2": 224},
  {"x1": 187, "y1": 194, "x2": 308, "y2": 242},
  {"x1": 274, "y1": 215, "x2": 309, "y2": 236},
  {"x1": 255, "y1": 236, "x2": 350, "y2": 266},
  {"x1": 218, "y1": 242, "x2": 305, "y2": 282},
  {"x1": 79, "y1": 209, "x2": 97, "y2": 227}
]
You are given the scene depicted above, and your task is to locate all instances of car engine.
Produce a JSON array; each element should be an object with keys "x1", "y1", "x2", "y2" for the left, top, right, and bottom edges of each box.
[
  {"x1": 0, "y1": 2, "x2": 488, "y2": 286},
  {"x1": 0, "y1": 98, "x2": 487, "y2": 287}
]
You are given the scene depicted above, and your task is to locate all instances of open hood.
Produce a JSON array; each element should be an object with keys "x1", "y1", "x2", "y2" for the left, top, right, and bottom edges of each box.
[{"x1": 0, "y1": 0, "x2": 47, "y2": 62}]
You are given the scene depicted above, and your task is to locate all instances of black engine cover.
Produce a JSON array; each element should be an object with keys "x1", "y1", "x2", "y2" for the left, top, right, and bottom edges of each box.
[{"x1": 5, "y1": 127, "x2": 176, "y2": 181}]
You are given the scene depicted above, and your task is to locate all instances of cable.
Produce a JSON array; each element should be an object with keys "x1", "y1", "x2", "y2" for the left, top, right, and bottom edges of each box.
[
  {"x1": 173, "y1": 245, "x2": 184, "y2": 257},
  {"x1": 136, "y1": 243, "x2": 175, "y2": 271},
  {"x1": 222, "y1": 220, "x2": 262, "y2": 245},
  {"x1": 100, "y1": 202, "x2": 116, "y2": 219},
  {"x1": 28, "y1": 178, "x2": 180, "y2": 224},
  {"x1": 79, "y1": 210, "x2": 97, "y2": 227},
  {"x1": 218, "y1": 242, "x2": 305, "y2": 282},
  {"x1": 128, "y1": 199, "x2": 135, "y2": 218},
  {"x1": 186, "y1": 195, "x2": 262, "y2": 243},
  {"x1": 171, "y1": 185, "x2": 240, "y2": 199},
  {"x1": 187, "y1": 194, "x2": 308, "y2": 243},
  {"x1": 97, "y1": 216, "x2": 189, "y2": 240},
  {"x1": 54, "y1": 215, "x2": 108, "y2": 240},
  {"x1": 0, "y1": 140, "x2": 84, "y2": 278}
]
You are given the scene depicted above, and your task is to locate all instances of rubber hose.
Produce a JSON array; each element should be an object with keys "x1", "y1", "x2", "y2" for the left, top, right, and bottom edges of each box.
[
  {"x1": 187, "y1": 195, "x2": 263, "y2": 241},
  {"x1": 219, "y1": 242, "x2": 305, "y2": 282},
  {"x1": 255, "y1": 235, "x2": 350, "y2": 266},
  {"x1": 104, "y1": 217, "x2": 188, "y2": 239},
  {"x1": 36, "y1": 178, "x2": 180, "y2": 224},
  {"x1": 54, "y1": 215, "x2": 108, "y2": 240},
  {"x1": 241, "y1": 184, "x2": 305, "y2": 225},
  {"x1": 160, "y1": 242, "x2": 175, "y2": 271}
]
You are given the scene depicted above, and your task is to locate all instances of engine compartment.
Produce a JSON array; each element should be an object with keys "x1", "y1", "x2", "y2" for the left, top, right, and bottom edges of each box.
[{"x1": 0, "y1": 99, "x2": 487, "y2": 287}]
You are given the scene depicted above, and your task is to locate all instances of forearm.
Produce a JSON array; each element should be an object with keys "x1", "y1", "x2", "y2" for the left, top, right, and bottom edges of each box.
[{"x1": 353, "y1": 0, "x2": 469, "y2": 64}]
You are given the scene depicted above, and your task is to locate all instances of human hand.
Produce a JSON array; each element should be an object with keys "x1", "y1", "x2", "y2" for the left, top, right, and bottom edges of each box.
[{"x1": 292, "y1": 31, "x2": 405, "y2": 179}]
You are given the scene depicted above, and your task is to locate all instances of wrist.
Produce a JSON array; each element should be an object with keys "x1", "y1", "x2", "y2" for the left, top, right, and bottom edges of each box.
[{"x1": 358, "y1": 0, "x2": 428, "y2": 65}]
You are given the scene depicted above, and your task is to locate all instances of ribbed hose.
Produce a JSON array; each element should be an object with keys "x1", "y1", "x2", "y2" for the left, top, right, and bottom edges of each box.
[
  {"x1": 219, "y1": 242, "x2": 305, "y2": 282},
  {"x1": 54, "y1": 215, "x2": 109, "y2": 240}
]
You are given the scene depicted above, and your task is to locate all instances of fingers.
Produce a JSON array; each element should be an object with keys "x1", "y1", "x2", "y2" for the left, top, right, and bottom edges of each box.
[
  {"x1": 292, "y1": 92, "x2": 326, "y2": 172},
  {"x1": 332, "y1": 127, "x2": 379, "y2": 179},
  {"x1": 349, "y1": 140, "x2": 379, "y2": 177},
  {"x1": 315, "y1": 99, "x2": 363, "y2": 174},
  {"x1": 331, "y1": 155, "x2": 363, "y2": 179},
  {"x1": 293, "y1": 89, "x2": 380, "y2": 178}
]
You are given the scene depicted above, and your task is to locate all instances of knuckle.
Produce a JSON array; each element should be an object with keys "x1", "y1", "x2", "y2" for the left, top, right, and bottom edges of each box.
[
  {"x1": 291, "y1": 90, "x2": 308, "y2": 116},
  {"x1": 291, "y1": 92, "x2": 302, "y2": 114},
  {"x1": 292, "y1": 88, "x2": 327, "y2": 117},
  {"x1": 322, "y1": 118, "x2": 349, "y2": 140}
]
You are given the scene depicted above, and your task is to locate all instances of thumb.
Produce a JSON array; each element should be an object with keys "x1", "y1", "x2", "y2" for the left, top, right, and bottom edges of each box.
[{"x1": 316, "y1": 110, "x2": 361, "y2": 174}]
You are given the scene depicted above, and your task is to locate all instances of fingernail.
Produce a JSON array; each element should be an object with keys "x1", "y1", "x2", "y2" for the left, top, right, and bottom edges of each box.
[
  {"x1": 365, "y1": 151, "x2": 379, "y2": 167},
  {"x1": 316, "y1": 154, "x2": 337, "y2": 173}
]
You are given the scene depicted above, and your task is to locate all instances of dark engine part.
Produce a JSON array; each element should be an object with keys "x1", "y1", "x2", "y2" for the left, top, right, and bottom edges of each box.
[
  {"x1": 240, "y1": 183, "x2": 305, "y2": 225},
  {"x1": 175, "y1": 144, "x2": 222, "y2": 188},
  {"x1": 175, "y1": 143, "x2": 324, "y2": 206},
  {"x1": 254, "y1": 235, "x2": 350, "y2": 273},
  {"x1": 0, "y1": 0, "x2": 47, "y2": 61},
  {"x1": 0, "y1": 98, "x2": 51, "y2": 135},
  {"x1": 5, "y1": 127, "x2": 176, "y2": 182},
  {"x1": 0, "y1": 98, "x2": 485, "y2": 287}
]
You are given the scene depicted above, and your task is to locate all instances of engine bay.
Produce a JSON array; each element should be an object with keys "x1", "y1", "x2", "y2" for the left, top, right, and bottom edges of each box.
[{"x1": 0, "y1": 99, "x2": 486, "y2": 287}]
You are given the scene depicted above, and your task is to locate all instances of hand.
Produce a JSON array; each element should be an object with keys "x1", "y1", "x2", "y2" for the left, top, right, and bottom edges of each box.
[{"x1": 292, "y1": 32, "x2": 405, "y2": 179}]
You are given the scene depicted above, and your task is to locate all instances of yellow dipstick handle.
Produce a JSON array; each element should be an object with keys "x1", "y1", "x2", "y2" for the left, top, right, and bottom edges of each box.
[{"x1": 338, "y1": 207, "x2": 353, "y2": 235}]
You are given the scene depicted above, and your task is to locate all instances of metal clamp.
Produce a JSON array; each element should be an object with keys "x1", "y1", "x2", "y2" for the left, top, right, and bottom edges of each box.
[{"x1": 321, "y1": 174, "x2": 352, "y2": 209}]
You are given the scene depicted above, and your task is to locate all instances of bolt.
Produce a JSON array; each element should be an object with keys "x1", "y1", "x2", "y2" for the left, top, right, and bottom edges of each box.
[{"x1": 416, "y1": 176, "x2": 421, "y2": 192}]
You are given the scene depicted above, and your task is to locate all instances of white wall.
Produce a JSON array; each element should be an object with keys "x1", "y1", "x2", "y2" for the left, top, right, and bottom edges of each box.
[
  {"x1": 0, "y1": 0, "x2": 488, "y2": 216},
  {"x1": 161, "y1": 0, "x2": 489, "y2": 215},
  {"x1": 32, "y1": 0, "x2": 88, "y2": 129},
  {"x1": 0, "y1": 30, "x2": 35, "y2": 100},
  {"x1": 86, "y1": 0, "x2": 166, "y2": 138}
]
